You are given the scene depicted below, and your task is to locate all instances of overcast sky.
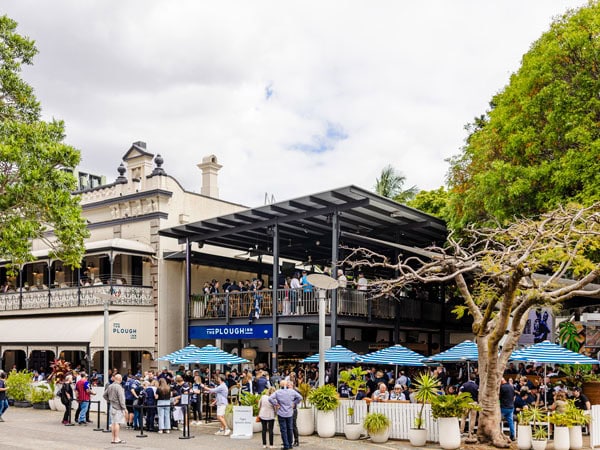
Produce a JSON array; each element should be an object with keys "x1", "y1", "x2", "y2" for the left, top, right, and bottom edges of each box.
[{"x1": 3, "y1": 0, "x2": 588, "y2": 207}]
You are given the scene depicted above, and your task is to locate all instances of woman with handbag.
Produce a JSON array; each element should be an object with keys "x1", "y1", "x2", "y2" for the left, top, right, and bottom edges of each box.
[
  {"x1": 60, "y1": 374, "x2": 74, "y2": 425},
  {"x1": 258, "y1": 386, "x2": 277, "y2": 449}
]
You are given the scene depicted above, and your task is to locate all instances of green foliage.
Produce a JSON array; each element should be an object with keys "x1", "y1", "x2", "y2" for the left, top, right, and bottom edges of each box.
[
  {"x1": 239, "y1": 391, "x2": 261, "y2": 416},
  {"x1": 0, "y1": 15, "x2": 88, "y2": 269},
  {"x1": 339, "y1": 366, "x2": 368, "y2": 398},
  {"x1": 549, "y1": 412, "x2": 570, "y2": 428},
  {"x1": 412, "y1": 372, "x2": 441, "y2": 429},
  {"x1": 532, "y1": 426, "x2": 548, "y2": 441},
  {"x1": 407, "y1": 187, "x2": 450, "y2": 221},
  {"x1": 296, "y1": 382, "x2": 313, "y2": 409},
  {"x1": 347, "y1": 406, "x2": 354, "y2": 418},
  {"x1": 29, "y1": 383, "x2": 54, "y2": 403},
  {"x1": 446, "y1": 2, "x2": 600, "y2": 230},
  {"x1": 558, "y1": 321, "x2": 584, "y2": 352},
  {"x1": 430, "y1": 392, "x2": 479, "y2": 419},
  {"x1": 5, "y1": 369, "x2": 33, "y2": 401},
  {"x1": 363, "y1": 412, "x2": 390, "y2": 434},
  {"x1": 565, "y1": 399, "x2": 591, "y2": 426},
  {"x1": 374, "y1": 165, "x2": 418, "y2": 203},
  {"x1": 307, "y1": 384, "x2": 339, "y2": 412}
]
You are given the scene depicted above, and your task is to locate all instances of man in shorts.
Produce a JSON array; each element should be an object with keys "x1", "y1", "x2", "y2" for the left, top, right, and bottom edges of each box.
[
  {"x1": 202, "y1": 374, "x2": 230, "y2": 435},
  {"x1": 103, "y1": 373, "x2": 127, "y2": 444}
]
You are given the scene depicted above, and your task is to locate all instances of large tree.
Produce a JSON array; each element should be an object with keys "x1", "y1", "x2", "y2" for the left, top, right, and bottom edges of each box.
[
  {"x1": 344, "y1": 203, "x2": 600, "y2": 447},
  {"x1": 447, "y1": 3, "x2": 600, "y2": 230},
  {"x1": 0, "y1": 15, "x2": 87, "y2": 268}
]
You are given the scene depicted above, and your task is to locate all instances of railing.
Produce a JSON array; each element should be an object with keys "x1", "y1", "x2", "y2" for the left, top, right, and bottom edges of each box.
[
  {"x1": 0, "y1": 285, "x2": 153, "y2": 311},
  {"x1": 189, "y1": 289, "x2": 442, "y2": 321}
]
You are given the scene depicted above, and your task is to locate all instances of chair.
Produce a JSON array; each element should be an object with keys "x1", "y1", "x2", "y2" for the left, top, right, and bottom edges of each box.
[{"x1": 229, "y1": 385, "x2": 240, "y2": 405}]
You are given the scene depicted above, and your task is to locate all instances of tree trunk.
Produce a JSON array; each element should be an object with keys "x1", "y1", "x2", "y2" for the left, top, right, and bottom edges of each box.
[{"x1": 476, "y1": 336, "x2": 510, "y2": 448}]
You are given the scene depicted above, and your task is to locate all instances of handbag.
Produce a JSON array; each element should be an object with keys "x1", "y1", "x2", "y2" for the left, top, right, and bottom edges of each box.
[{"x1": 255, "y1": 416, "x2": 261, "y2": 423}]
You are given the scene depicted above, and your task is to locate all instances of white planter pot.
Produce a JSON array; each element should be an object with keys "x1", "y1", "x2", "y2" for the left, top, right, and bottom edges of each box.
[
  {"x1": 532, "y1": 439, "x2": 547, "y2": 450},
  {"x1": 517, "y1": 424, "x2": 532, "y2": 450},
  {"x1": 554, "y1": 426, "x2": 570, "y2": 450},
  {"x1": 48, "y1": 398, "x2": 57, "y2": 411},
  {"x1": 437, "y1": 417, "x2": 461, "y2": 450},
  {"x1": 569, "y1": 425, "x2": 583, "y2": 450},
  {"x1": 55, "y1": 400, "x2": 66, "y2": 412},
  {"x1": 316, "y1": 410, "x2": 336, "y2": 438},
  {"x1": 369, "y1": 427, "x2": 390, "y2": 443},
  {"x1": 344, "y1": 422, "x2": 363, "y2": 440},
  {"x1": 253, "y1": 417, "x2": 262, "y2": 433},
  {"x1": 297, "y1": 408, "x2": 314, "y2": 436},
  {"x1": 408, "y1": 428, "x2": 428, "y2": 447}
]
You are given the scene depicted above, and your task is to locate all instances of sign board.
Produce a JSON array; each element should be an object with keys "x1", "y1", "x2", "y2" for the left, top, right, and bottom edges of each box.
[
  {"x1": 189, "y1": 324, "x2": 273, "y2": 340},
  {"x1": 519, "y1": 308, "x2": 553, "y2": 346},
  {"x1": 230, "y1": 405, "x2": 253, "y2": 439}
]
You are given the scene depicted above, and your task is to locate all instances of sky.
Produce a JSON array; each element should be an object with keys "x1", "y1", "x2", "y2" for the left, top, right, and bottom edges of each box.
[{"x1": 3, "y1": 0, "x2": 589, "y2": 207}]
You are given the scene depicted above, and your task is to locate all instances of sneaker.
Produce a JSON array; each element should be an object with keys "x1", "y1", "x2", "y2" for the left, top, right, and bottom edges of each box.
[
  {"x1": 263, "y1": 446, "x2": 267, "y2": 449},
  {"x1": 224, "y1": 429, "x2": 231, "y2": 436},
  {"x1": 158, "y1": 430, "x2": 163, "y2": 434},
  {"x1": 0, "y1": 417, "x2": 4, "y2": 422},
  {"x1": 215, "y1": 430, "x2": 224, "y2": 436},
  {"x1": 165, "y1": 430, "x2": 170, "y2": 434}
]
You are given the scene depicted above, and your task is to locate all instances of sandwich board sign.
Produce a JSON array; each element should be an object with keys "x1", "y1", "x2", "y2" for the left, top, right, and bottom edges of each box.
[{"x1": 230, "y1": 405, "x2": 253, "y2": 439}]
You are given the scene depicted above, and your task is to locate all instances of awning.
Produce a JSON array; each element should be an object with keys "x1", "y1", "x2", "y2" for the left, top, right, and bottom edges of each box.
[{"x1": 0, "y1": 311, "x2": 155, "y2": 357}]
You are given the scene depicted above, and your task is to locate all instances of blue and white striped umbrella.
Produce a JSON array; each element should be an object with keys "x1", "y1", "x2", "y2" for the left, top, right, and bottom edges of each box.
[
  {"x1": 158, "y1": 344, "x2": 199, "y2": 363},
  {"x1": 428, "y1": 340, "x2": 479, "y2": 363},
  {"x1": 358, "y1": 344, "x2": 426, "y2": 367},
  {"x1": 301, "y1": 345, "x2": 361, "y2": 364},
  {"x1": 170, "y1": 344, "x2": 249, "y2": 365},
  {"x1": 510, "y1": 340, "x2": 600, "y2": 365}
]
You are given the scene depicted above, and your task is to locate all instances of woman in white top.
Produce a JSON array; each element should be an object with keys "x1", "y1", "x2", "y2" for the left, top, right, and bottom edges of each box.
[{"x1": 258, "y1": 386, "x2": 277, "y2": 448}]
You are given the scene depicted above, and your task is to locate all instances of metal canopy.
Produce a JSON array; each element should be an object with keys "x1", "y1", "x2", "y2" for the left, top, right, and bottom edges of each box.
[{"x1": 159, "y1": 185, "x2": 447, "y2": 265}]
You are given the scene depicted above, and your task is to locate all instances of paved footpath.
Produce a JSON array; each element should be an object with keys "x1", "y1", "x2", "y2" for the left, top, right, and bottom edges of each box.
[{"x1": 0, "y1": 406, "x2": 418, "y2": 450}]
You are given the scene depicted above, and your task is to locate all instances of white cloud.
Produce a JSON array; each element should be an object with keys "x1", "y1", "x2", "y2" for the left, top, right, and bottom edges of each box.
[{"x1": 4, "y1": 0, "x2": 588, "y2": 207}]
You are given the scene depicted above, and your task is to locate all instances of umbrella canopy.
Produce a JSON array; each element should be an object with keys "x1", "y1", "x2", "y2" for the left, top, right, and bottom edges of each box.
[
  {"x1": 170, "y1": 344, "x2": 249, "y2": 365},
  {"x1": 358, "y1": 344, "x2": 426, "y2": 366},
  {"x1": 301, "y1": 345, "x2": 361, "y2": 363},
  {"x1": 158, "y1": 344, "x2": 199, "y2": 363},
  {"x1": 428, "y1": 340, "x2": 479, "y2": 363},
  {"x1": 510, "y1": 340, "x2": 600, "y2": 365}
]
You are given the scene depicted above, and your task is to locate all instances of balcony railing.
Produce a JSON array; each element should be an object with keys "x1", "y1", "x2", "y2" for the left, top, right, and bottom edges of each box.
[
  {"x1": 0, "y1": 284, "x2": 153, "y2": 311},
  {"x1": 189, "y1": 289, "x2": 441, "y2": 321}
]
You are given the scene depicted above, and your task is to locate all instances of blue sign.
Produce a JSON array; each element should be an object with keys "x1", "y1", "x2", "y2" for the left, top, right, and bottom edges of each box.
[{"x1": 189, "y1": 324, "x2": 273, "y2": 340}]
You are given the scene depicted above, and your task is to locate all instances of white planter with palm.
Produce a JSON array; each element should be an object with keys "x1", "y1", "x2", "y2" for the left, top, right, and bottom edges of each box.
[
  {"x1": 431, "y1": 393, "x2": 480, "y2": 450},
  {"x1": 295, "y1": 383, "x2": 315, "y2": 436},
  {"x1": 409, "y1": 373, "x2": 441, "y2": 447},
  {"x1": 339, "y1": 366, "x2": 368, "y2": 441},
  {"x1": 364, "y1": 412, "x2": 391, "y2": 443},
  {"x1": 565, "y1": 399, "x2": 590, "y2": 450}
]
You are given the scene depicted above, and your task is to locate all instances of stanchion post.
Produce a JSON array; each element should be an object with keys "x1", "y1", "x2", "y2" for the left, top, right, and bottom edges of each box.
[
  {"x1": 93, "y1": 400, "x2": 103, "y2": 431},
  {"x1": 102, "y1": 400, "x2": 112, "y2": 433},
  {"x1": 179, "y1": 405, "x2": 194, "y2": 440},
  {"x1": 136, "y1": 404, "x2": 148, "y2": 438}
]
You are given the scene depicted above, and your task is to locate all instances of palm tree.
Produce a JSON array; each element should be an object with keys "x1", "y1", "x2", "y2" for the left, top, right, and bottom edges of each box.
[{"x1": 374, "y1": 165, "x2": 418, "y2": 203}]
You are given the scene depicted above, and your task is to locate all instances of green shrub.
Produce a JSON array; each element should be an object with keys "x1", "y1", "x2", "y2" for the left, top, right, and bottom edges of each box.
[
  {"x1": 239, "y1": 391, "x2": 261, "y2": 416},
  {"x1": 6, "y1": 369, "x2": 33, "y2": 401},
  {"x1": 307, "y1": 384, "x2": 339, "y2": 412},
  {"x1": 363, "y1": 412, "x2": 390, "y2": 434}
]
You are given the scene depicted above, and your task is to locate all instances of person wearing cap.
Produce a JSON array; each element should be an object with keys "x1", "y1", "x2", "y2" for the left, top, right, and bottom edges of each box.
[
  {"x1": 514, "y1": 387, "x2": 534, "y2": 414},
  {"x1": 203, "y1": 374, "x2": 230, "y2": 435},
  {"x1": 389, "y1": 384, "x2": 407, "y2": 401},
  {"x1": 572, "y1": 386, "x2": 591, "y2": 410}
]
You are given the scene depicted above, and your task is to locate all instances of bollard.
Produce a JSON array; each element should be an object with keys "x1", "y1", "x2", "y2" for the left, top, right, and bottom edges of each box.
[
  {"x1": 93, "y1": 400, "x2": 103, "y2": 431},
  {"x1": 136, "y1": 404, "x2": 148, "y2": 438}
]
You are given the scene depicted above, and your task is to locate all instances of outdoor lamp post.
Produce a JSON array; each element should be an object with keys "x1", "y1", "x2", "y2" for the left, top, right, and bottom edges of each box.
[
  {"x1": 97, "y1": 293, "x2": 115, "y2": 387},
  {"x1": 307, "y1": 274, "x2": 339, "y2": 387}
]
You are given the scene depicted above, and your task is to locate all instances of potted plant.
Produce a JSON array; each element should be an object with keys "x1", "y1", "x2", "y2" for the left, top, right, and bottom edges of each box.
[
  {"x1": 431, "y1": 392, "x2": 479, "y2": 450},
  {"x1": 339, "y1": 366, "x2": 368, "y2": 440},
  {"x1": 30, "y1": 383, "x2": 54, "y2": 409},
  {"x1": 224, "y1": 403, "x2": 234, "y2": 430},
  {"x1": 363, "y1": 412, "x2": 391, "y2": 443},
  {"x1": 239, "y1": 391, "x2": 262, "y2": 433},
  {"x1": 530, "y1": 406, "x2": 548, "y2": 450},
  {"x1": 6, "y1": 369, "x2": 33, "y2": 407},
  {"x1": 564, "y1": 399, "x2": 590, "y2": 450},
  {"x1": 517, "y1": 408, "x2": 534, "y2": 450},
  {"x1": 307, "y1": 384, "x2": 339, "y2": 438},
  {"x1": 549, "y1": 412, "x2": 570, "y2": 450},
  {"x1": 296, "y1": 382, "x2": 315, "y2": 436},
  {"x1": 409, "y1": 372, "x2": 441, "y2": 446}
]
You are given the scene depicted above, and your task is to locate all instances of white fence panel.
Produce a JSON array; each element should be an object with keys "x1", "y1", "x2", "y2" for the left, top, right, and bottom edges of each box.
[
  {"x1": 370, "y1": 402, "x2": 439, "y2": 443},
  {"x1": 592, "y1": 405, "x2": 600, "y2": 448},
  {"x1": 334, "y1": 399, "x2": 368, "y2": 434}
]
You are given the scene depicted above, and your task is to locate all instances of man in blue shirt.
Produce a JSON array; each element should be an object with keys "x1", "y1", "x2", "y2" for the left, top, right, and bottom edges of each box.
[{"x1": 269, "y1": 380, "x2": 301, "y2": 449}]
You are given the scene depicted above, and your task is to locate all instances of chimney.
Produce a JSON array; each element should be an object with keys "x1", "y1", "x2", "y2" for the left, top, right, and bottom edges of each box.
[{"x1": 197, "y1": 155, "x2": 222, "y2": 198}]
